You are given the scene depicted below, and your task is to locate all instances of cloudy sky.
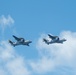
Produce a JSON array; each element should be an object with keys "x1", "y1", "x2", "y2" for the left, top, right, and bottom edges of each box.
[{"x1": 0, "y1": 0, "x2": 76, "y2": 75}]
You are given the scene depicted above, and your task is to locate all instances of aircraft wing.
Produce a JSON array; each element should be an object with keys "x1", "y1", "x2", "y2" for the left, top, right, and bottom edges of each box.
[
  {"x1": 48, "y1": 34, "x2": 59, "y2": 40},
  {"x1": 13, "y1": 35, "x2": 22, "y2": 41},
  {"x1": 13, "y1": 35, "x2": 25, "y2": 42}
]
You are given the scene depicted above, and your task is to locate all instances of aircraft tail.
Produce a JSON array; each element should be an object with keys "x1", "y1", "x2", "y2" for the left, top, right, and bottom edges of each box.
[
  {"x1": 9, "y1": 40, "x2": 15, "y2": 47},
  {"x1": 43, "y1": 38, "x2": 49, "y2": 45},
  {"x1": 29, "y1": 41, "x2": 32, "y2": 43}
]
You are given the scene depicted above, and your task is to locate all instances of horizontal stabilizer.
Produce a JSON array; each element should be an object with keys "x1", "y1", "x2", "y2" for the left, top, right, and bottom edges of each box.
[{"x1": 9, "y1": 40, "x2": 15, "y2": 47}]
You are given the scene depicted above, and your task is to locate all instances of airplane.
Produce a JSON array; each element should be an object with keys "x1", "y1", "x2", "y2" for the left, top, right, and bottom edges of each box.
[
  {"x1": 43, "y1": 34, "x2": 66, "y2": 45},
  {"x1": 9, "y1": 35, "x2": 32, "y2": 47}
]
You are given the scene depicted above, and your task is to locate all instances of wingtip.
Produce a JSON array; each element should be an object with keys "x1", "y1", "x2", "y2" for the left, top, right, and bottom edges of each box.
[
  {"x1": 8, "y1": 40, "x2": 11, "y2": 43},
  {"x1": 48, "y1": 34, "x2": 51, "y2": 36},
  {"x1": 12, "y1": 35, "x2": 15, "y2": 37},
  {"x1": 48, "y1": 34, "x2": 50, "y2": 35}
]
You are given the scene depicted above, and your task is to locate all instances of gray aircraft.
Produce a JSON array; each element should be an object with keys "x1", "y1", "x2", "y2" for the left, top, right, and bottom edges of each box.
[
  {"x1": 9, "y1": 35, "x2": 32, "y2": 47},
  {"x1": 43, "y1": 34, "x2": 66, "y2": 45}
]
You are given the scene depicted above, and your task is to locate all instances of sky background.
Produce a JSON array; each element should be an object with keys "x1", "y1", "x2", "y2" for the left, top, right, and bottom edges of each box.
[{"x1": 0, "y1": 0, "x2": 76, "y2": 75}]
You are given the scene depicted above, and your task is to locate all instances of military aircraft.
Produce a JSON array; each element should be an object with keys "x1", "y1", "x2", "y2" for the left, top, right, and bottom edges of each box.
[
  {"x1": 9, "y1": 35, "x2": 32, "y2": 47},
  {"x1": 43, "y1": 34, "x2": 66, "y2": 45}
]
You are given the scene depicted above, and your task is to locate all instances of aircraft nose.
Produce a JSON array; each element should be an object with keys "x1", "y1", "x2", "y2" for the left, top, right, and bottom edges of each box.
[
  {"x1": 30, "y1": 41, "x2": 32, "y2": 43},
  {"x1": 64, "y1": 39, "x2": 67, "y2": 41}
]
